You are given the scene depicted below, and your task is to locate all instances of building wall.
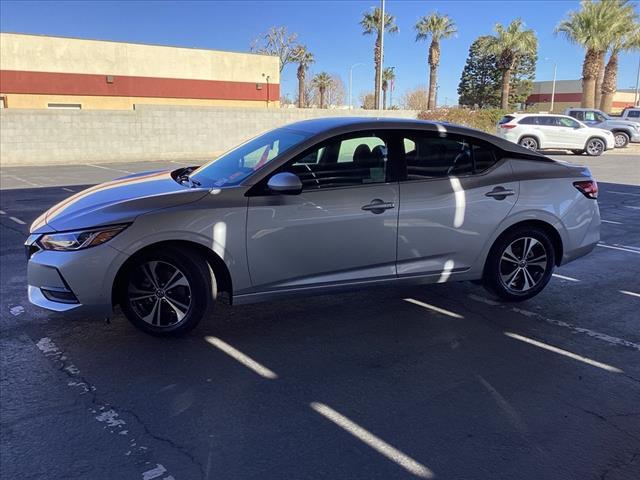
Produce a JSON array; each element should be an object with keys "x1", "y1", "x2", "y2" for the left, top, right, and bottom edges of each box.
[
  {"x1": 0, "y1": 33, "x2": 280, "y2": 109},
  {"x1": 0, "y1": 105, "x2": 419, "y2": 166},
  {"x1": 526, "y1": 79, "x2": 636, "y2": 113}
]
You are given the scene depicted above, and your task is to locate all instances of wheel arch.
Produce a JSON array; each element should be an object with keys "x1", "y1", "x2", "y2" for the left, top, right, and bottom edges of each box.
[
  {"x1": 111, "y1": 240, "x2": 233, "y2": 307},
  {"x1": 518, "y1": 134, "x2": 542, "y2": 149},
  {"x1": 485, "y1": 219, "x2": 564, "y2": 272}
]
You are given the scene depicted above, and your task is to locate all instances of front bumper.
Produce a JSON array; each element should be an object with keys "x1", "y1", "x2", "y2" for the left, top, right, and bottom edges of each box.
[
  {"x1": 27, "y1": 242, "x2": 129, "y2": 317},
  {"x1": 630, "y1": 131, "x2": 640, "y2": 143}
]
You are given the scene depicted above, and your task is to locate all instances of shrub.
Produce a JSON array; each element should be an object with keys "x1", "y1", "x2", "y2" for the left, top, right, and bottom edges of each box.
[{"x1": 417, "y1": 108, "x2": 509, "y2": 134}]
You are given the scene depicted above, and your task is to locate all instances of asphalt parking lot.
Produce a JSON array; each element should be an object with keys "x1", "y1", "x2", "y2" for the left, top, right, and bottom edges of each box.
[{"x1": 1, "y1": 151, "x2": 639, "y2": 480}]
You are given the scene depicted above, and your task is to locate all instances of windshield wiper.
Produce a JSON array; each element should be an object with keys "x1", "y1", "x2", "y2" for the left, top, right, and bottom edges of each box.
[{"x1": 176, "y1": 167, "x2": 201, "y2": 188}]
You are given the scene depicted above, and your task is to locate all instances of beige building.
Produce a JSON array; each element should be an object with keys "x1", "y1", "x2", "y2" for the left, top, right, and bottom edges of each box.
[
  {"x1": 526, "y1": 79, "x2": 637, "y2": 113},
  {"x1": 0, "y1": 33, "x2": 280, "y2": 110}
]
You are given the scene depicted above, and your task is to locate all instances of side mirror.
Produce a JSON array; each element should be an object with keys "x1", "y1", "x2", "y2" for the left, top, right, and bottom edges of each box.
[{"x1": 267, "y1": 172, "x2": 303, "y2": 195}]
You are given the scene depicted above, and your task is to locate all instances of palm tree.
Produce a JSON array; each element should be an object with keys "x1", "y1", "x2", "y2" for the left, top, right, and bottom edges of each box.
[
  {"x1": 601, "y1": 24, "x2": 640, "y2": 112},
  {"x1": 291, "y1": 45, "x2": 314, "y2": 108},
  {"x1": 483, "y1": 19, "x2": 537, "y2": 110},
  {"x1": 381, "y1": 67, "x2": 396, "y2": 109},
  {"x1": 360, "y1": 7, "x2": 399, "y2": 109},
  {"x1": 556, "y1": 0, "x2": 625, "y2": 108},
  {"x1": 312, "y1": 72, "x2": 333, "y2": 108},
  {"x1": 415, "y1": 13, "x2": 457, "y2": 110}
]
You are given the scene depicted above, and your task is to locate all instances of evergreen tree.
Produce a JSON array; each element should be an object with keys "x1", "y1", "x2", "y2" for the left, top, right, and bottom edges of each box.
[{"x1": 458, "y1": 35, "x2": 536, "y2": 109}]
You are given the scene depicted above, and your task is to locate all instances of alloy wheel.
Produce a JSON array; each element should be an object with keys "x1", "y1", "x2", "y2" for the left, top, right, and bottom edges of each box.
[
  {"x1": 128, "y1": 260, "x2": 192, "y2": 327},
  {"x1": 614, "y1": 133, "x2": 627, "y2": 148},
  {"x1": 499, "y1": 237, "x2": 548, "y2": 293},
  {"x1": 587, "y1": 139, "x2": 604, "y2": 155},
  {"x1": 520, "y1": 138, "x2": 537, "y2": 150}
]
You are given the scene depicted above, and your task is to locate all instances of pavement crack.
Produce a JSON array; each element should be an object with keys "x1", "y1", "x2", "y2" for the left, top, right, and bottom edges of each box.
[{"x1": 564, "y1": 401, "x2": 640, "y2": 444}]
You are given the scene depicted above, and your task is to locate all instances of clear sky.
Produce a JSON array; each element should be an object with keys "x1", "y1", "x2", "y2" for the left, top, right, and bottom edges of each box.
[{"x1": 1, "y1": 0, "x2": 639, "y2": 106}]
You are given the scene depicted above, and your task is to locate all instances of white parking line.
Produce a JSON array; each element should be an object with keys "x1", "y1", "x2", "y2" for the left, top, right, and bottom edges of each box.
[
  {"x1": 606, "y1": 190, "x2": 640, "y2": 197},
  {"x1": 504, "y1": 332, "x2": 623, "y2": 373},
  {"x1": 404, "y1": 298, "x2": 464, "y2": 319},
  {"x1": 85, "y1": 163, "x2": 133, "y2": 174},
  {"x1": 9, "y1": 217, "x2": 26, "y2": 225},
  {"x1": 0, "y1": 210, "x2": 5, "y2": 215},
  {"x1": 620, "y1": 290, "x2": 640, "y2": 299},
  {"x1": 624, "y1": 205, "x2": 640, "y2": 210},
  {"x1": 204, "y1": 336, "x2": 278, "y2": 379},
  {"x1": 600, "y1": 219, "x2": 622, "y2": 225},
  {"x1": 3, "y1": 174, "x2": 42, "y2": 187},
  {"x1": 552, "y1": 273, "x2": 580, "y2": 282},
  {"x1": 311, "y1": 402, "x2": 434, "y2": 478},
  {"x1": 468, "y1": 294, "x2": 640, "y2": 351},
  {"x1": 62, "y1": 187, "x2": 75, "y2": 192},
  {"x1": 597, "y1": 243, "x2": 640, "y2": 254}
]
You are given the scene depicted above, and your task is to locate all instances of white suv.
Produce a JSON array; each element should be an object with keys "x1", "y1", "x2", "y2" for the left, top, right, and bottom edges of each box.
[{"x1": 497, "y1": 113, "x2": 615, "y2": 156}]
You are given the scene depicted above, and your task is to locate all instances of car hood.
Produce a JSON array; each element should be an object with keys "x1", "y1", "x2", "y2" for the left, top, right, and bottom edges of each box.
[
  {"x1": 30, "y1": 169, "x2": 210, "y2": 233},
  {"x1": 605, "y1": 119, "x2": 638, "y2": 128}
]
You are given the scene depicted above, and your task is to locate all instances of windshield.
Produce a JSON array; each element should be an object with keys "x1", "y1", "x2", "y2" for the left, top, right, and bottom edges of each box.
[{"x1": 190, "y1": 127, "x2": 310, "y2": 187}]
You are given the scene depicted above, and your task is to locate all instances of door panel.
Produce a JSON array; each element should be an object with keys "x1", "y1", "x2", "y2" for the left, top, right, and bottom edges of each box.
[
  {"x1": 397, "y1": 161, "x2": 518, "y2": 276},
  {"x1": 247, "y1": 184, "x2": 399, "y2": 289}
]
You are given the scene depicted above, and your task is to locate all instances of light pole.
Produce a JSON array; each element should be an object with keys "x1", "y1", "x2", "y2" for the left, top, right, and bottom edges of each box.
[
  {"x1": 349, "y1": 62, "x2": 365, "y2": 110},
  {"x1": 377, "y1": 0, "x2": 385, "y2": 110},
  {"x1": 635, "y1": 56, "x2": 640, "y2": 107}
]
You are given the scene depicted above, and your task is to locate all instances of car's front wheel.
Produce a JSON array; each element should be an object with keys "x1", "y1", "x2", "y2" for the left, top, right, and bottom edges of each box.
[
  {"x1": 613, "y1": 131, "x2": 630, "y2": 148},
  {"x1": 585, "y1": 138, "x2": 606, "y2": 156},
  {"x1": 519, "y1": 136, "x2": 539, "y2": 151},
  {"x1": 119, "y1": 247, "x2": 215, "y2": 336},
  {"x1": 483, "y1": 226, "x2": 555, "y2": 302}
]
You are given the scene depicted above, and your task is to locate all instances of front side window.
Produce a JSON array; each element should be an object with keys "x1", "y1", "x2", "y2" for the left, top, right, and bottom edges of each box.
[
  {"x1": 570, "y1": 111, "x2": 584, "y2": 121},
  {"x1": 628, "y1": 110, "x2": 640, "y2": 118},
  {"x1": 190, "y1": 127, "x2": 310, "y2": 187},
  {"x1": 538, "y1": 116, "x2": 557, "y2": 126},
  {"x1": 557, "y1": 117, "x2": 580, "y2": 128},
  {"x1": 285, "y1": 133, "x2": 389, "y2": 190}
]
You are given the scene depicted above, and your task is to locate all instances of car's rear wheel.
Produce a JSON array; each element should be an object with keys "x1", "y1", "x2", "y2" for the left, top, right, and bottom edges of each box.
[
  {"x1": 519, "y1": 136, "x2": 539, "y2": 151},
  {"x1": 571, "y1": 149, "x2": 584, "y2": 155},
  {"x1": 119, "y1": 247, "x2": 215, "y2": 336},
  {"x1": 613, "y1": 131, "x2": 629, "y2": 148},
  {"x1": 585, "y1": 138, "x2": 606, "y2": 156},
  {"x1": 483, "y1": 226, "x2": 555, "y2": 302}
]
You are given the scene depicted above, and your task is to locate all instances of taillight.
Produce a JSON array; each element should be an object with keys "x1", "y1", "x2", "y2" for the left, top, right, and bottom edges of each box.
[
  {"x1": 573, "y1": 180, "x2": 598, "y2": 199},
  {"x1": 500, "y1": 124, "x2": 517, "y2": 129}
]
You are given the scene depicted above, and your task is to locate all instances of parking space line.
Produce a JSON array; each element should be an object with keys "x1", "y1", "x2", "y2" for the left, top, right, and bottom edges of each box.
[
  {"x1": 624, "y1": 205, "x2": 640, "y2": 210},
  {"x1": 204, "y1": 336, "x2": 278, "y2": 379},
  {"x1": 62, "y1": 187, "x2": 75, "y2": 192},
  {"x1": 504, "y1": 332, "x2": 623, "y2": 373},
  {"x1": 620, "y1": 290, "x2": 640, "y2": 299},
  {"x1": 310, "y1": 402, "x2": 434, "y2": 478},
  {"x1": 600, "y1": 219, "x2": 622, "y2": 225},
  {"x1": 9, "y1": 217, "x2": 26, "y2": 225},
  {"x1": 3, "y1": 174, "x2": 42, "y2": 187},
  {"x1": 597, "y1": 243, "x2": 640, "y2": 254},
  {"x1": 0, "y1": 210, "x2": 5, "y2": 215},
  {"x1": 85, "y1": 163, "x2": 133, "y2": 174},
  {"x1": 552, "y1": 273, "x2": 580, "y2": 282},
  {"x1": 468, "y1": 294, "x2": 640, "y2": 351},
  {"x1": 404, "y1": 298, "x2": 463, "y2": 319}
]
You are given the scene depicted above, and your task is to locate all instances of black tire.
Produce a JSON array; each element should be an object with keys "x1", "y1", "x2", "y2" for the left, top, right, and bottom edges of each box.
[
  {"x1": 571, "y1": 149, "x2": 584, "y2": 155},
  {"x1": 483, "y1": 226, "x2": 556, "y2": 302},
  {"x1": 119, "y1": 247, "x2": 215, "y2": 336},
  {"x1": 518, "y1": 136, "x2": 539, "y2": 151},
  {"x1": 585, "y1": 137, "x2": 606, "y2": 156},
  {"x1": 613, "y1": 131, "x2": 630, "y2": 148}
]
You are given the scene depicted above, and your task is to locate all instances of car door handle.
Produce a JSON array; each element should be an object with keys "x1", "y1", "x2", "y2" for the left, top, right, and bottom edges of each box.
[
  {"x1": 485, "y1": 187, "x2": 515, "y2": 200},
  {"x1": 362, "y1": 199, "x2": 395, "y2": 214}
]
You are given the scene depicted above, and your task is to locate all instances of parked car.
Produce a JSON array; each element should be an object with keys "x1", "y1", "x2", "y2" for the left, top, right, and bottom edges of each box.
[
  {"x1": 26, "y1": 118, "x2": 601, "y2": 336},
  {"x1": 620, "y1": 107, "x2": 640, "y2": 125},
  {"x1": 564, "y1": 107, "x2": 640, "y2": 148},
  {"x1": 497, "y1": 113, "x2": 615, "y2": 155}
]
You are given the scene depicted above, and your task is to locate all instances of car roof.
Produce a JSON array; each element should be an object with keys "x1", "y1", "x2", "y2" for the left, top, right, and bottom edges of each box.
[
  {"x1": 281, "y1": 116, "x2": 547, "y2": 159},
  {"x1": 508, "y1": 113, "x2": 572, "y2": 117}
]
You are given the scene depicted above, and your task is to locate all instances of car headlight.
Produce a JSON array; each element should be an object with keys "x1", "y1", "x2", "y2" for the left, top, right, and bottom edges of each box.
[{"x1": 39, "y1": 225, "x2": 128, "y2": 251}]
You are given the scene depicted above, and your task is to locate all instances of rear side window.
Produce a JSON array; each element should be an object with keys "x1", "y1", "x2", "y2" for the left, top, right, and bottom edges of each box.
[
  {"x1": 499, "y1": 115, "x2": 515, "y2": 125},
  {"x1": 401, "y1": 133, "x2": 501, "y2": 179},
  {"x1": 568, "y1": 110, "x2": 583, "y2": 120},
  {"x1": 518, "y1": 116, "x2": 538, "y2": 125}
]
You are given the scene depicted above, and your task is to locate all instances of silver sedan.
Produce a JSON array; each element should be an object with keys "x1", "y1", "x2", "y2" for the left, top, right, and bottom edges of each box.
[{"x1": 26, "y1": 118, "x2": 601, "y2": 336}]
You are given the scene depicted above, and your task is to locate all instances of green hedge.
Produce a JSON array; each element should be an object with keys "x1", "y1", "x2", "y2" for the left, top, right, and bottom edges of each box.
[{"x1": 417, "y1": 109, "x2": 510, "y2": 134}]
